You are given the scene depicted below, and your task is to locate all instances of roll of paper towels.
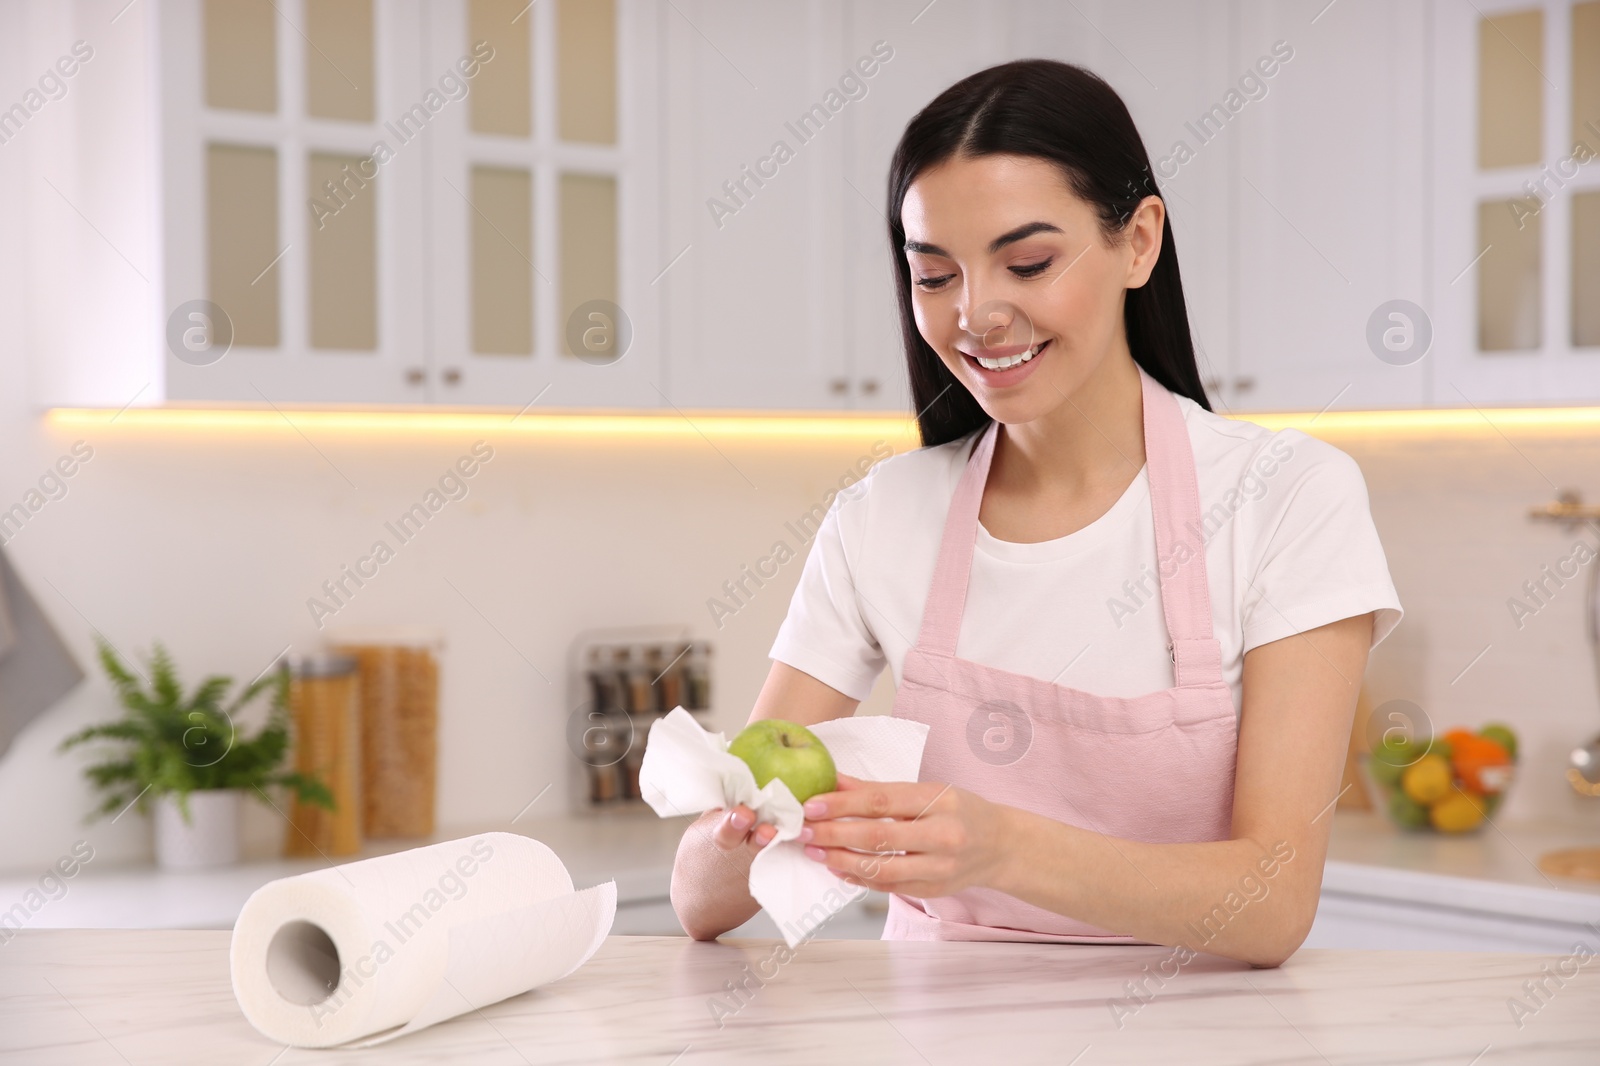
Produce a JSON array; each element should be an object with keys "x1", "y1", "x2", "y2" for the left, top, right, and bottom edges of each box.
[{"x1": 230, "y1": 832, "x2": 616, "y2": 1048}]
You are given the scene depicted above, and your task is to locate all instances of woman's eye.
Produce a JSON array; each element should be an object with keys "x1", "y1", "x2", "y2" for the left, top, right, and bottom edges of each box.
[
  {"x1": 1012, "y1": 258, "x2": 1052, "y2": 279},
  {"x1": 915, "y1": 274, "x2": 955, "y2": 291}
]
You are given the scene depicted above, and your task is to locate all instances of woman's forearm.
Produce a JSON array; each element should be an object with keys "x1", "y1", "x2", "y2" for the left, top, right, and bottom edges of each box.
[
  {"x1": 669, "y1": 812, "x2": 763, "y2": 940},
  {"x1": 989, "y1": 805, "x2": 1312, "y2": 967}
]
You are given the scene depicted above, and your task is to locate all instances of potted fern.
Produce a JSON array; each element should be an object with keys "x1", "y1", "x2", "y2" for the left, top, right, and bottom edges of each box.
[{"x1": 58, "y1": 638, "x2": 336, "y2": 869}]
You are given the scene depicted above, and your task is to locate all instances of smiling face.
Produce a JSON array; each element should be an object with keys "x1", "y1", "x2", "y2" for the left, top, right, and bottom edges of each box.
[{"x1": 900, "y1": 153, "x2": 1164, "y2": 424}]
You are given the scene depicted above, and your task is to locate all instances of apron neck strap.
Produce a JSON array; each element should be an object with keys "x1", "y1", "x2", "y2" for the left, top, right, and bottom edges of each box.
[{"x1": 910, "y1": 365, "x2": 1221, "y2": 685}]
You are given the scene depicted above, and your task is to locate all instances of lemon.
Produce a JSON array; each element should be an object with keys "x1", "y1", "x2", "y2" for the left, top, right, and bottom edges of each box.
[
  {"x1": 1429, "y1": 789, "x2": 1486, "y2": 832},
  {"x1": 1401, "y1": 754, "x2": 1452, "y2": 805}
]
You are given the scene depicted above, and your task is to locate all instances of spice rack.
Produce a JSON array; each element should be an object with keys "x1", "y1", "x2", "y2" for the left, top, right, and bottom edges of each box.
[{"x1": 567, "y1": 625, "x2": 713, "y2": 815}]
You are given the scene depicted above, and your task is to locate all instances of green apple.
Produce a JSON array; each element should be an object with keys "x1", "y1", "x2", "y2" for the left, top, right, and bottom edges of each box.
[
  {"x1": 1479, "y1": 722, "x2": 1518, "y2": 760},
  {"x1": 726, "y1": 719, "x2": 837, "y2": 803},
  {"x1": 1388, "y1": 790, "x2": 1430, "y2": 830}
]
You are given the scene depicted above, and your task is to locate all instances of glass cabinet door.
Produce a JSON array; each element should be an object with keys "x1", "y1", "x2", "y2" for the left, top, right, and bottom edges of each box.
[
  {"x1": 1431, "y1": 0, "x2": 1600, "y2": 405},
  {"x1": 421, "y1": 0, "x2": 663, "y2": 409},
  {"x1": 160, "y1": 0, "x2": 429, "y2": 403},
  {"x1": 159, "y1": 0, "x2": 658, "y2": 408}
]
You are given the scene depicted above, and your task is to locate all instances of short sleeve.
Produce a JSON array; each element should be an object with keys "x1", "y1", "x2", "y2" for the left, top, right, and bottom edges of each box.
[
  {"x1": 1239, "y1": 434, "x2": 1403, "y2": 654},
  {"x1": 767, "y1": 484, "x2": 887, "y2": 702}
]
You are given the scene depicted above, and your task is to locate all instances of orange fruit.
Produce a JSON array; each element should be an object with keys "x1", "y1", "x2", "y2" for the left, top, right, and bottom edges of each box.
[{"x1": 1450, "y1": 734, "x2": 1512, "y2": 794}]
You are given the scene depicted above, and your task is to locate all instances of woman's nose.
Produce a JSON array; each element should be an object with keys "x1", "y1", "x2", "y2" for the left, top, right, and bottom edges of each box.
[{"x1": 958, "y1": 296, "x2": 1029, "y2": 351}]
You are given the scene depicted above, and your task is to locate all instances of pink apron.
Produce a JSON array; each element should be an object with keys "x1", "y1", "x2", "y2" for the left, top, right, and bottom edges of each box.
[{"x1": 882, "y1": 365, "x2": 1239, "y2": 943}]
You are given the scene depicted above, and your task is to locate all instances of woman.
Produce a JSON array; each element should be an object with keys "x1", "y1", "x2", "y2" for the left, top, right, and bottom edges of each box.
[{"x1": 670, "y1": 59, "x2": 1401, "y2": 968}]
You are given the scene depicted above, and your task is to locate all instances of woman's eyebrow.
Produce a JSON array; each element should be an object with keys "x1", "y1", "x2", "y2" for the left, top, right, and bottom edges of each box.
[
  {"x1": 903, "y1": 220, "x2": 1064, "y2": 258},
  {"x1": 986, "y1": 220, "x2": 1063, "y2": 253}
]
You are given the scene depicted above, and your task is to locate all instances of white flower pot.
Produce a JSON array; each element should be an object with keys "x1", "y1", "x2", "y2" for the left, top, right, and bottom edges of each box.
[{"x1": 153, "y1": 789, "x2": 241, "y2": 870}]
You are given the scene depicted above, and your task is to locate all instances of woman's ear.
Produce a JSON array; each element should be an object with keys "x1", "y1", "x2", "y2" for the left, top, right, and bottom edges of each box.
[{"x1": 1124, "y1": 195, "x2": 1165, "y2": 289}]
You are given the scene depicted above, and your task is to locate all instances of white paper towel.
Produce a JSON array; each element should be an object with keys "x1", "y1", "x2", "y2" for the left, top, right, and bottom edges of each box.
[
  {"x1": 230, "y1": 832, "x2": 615, "y2": 1048},
  {"x1": 638, "y1": 707, "x2": 929, "y2": 948}
]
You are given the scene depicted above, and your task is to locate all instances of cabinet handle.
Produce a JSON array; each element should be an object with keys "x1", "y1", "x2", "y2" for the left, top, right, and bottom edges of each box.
[
  {"x1": 443, "y1": 368, "x2": 462, "y2": 385},
  {"x1": 829, "y1": 377, "x2": 849, "y2": 394},
  {"x1": 1201, "y1": 375, "x2": 1221, "y2": 393},
  {"x1": 1233, "y1": 376, "x2": 1255, "y2": 393},
  {"x1": 859, "y1": 378, "x2": 879, "y2": 395},
  {"x1": 405, "y1": 367, "x2": 425, "y2": 385}
]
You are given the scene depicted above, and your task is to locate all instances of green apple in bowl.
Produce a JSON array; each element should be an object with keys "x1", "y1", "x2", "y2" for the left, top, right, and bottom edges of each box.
[{"x1": 727, "y1": 719, "x2": 837, "y2": 803}]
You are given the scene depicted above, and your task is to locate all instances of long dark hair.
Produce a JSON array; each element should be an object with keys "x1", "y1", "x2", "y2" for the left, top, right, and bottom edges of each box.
[{"x1": 887, "y1": 59, "x2": 1212, "y2": 447}]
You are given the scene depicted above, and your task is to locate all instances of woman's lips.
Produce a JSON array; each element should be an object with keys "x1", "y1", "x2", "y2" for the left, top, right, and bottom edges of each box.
[{"x1": 960, "y1": 338, "x2": 1050, "y2": 387}]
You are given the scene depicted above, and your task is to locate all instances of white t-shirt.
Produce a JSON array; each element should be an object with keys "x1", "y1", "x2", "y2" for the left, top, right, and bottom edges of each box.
[{"x1": 768, "y1": 393, "x2": 1403, "y2": 724}]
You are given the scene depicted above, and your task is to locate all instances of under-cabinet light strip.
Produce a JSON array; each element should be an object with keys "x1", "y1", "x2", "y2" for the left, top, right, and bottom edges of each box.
[{"x1": 44, "y1": 404, "x2": 1600, "y2": 436}]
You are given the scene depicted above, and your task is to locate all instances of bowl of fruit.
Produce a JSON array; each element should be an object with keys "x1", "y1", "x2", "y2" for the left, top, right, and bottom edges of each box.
[{"x1": 1362, "y1": 723, "x2": 1518, "y2": 833}]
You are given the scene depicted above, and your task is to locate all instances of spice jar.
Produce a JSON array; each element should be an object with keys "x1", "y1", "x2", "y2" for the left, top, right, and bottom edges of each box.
[
  {"x1": 625, "y1": 644, "x2": 654, "y2": 715},
  {"x1": 286, "y1": 653, "x2": 362, "y2": 857},
  {"x1": 612, "y1": 646, "x2": 635, "y2": 713},
  {"x1": 660, "y1": 643, "x2": 687, "y2": 711},
  {"x1": 575, "y1": 704, "x2": 629, "y2": 803},
  {"x1": 685, "y1": 643, "x2": 712, "y2": 710},
  {"x1": 642, "y1": 645, "x2": 666, "y2": 715},
  {"x1": 586, "y1": 645, "x2": 621, "y2": 714}
]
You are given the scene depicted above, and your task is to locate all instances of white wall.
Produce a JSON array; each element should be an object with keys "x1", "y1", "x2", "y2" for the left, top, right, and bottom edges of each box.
[
  {"x1": 3, "y1": 390, "x2": 1597, "y2": 876},
  {"x1": 0, "y1": 402, "x2": 918, "y2": 871},
  {"x1": 1334, "y1": 426, "x2": 1600, "y2": 828}
]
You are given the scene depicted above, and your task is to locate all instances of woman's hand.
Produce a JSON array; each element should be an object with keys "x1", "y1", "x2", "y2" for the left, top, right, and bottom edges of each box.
[
  {"x1": 706, "y1": 803, "x2": 780, "y2": 859},
  {"x1": 797, "y1": 773, "x2": 1011, "y2": 898}
]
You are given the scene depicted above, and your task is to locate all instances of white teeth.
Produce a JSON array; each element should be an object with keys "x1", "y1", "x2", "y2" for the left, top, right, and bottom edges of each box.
[{"x1": 975, "y1": 340, "x2": 1045, "y2": 370}]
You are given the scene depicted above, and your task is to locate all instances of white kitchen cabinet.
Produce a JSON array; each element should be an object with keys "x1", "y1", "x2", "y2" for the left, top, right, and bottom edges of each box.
[
  {"x1": 23, "y1": 0, "x2": 663, "y2": 410},
  {"x1": 1227, "y1": 0, "x2": 1432, "y2": 414},
  {"x1": 1224, "y1": 0, "x2": 1600, "y2": 413},
  {"x1": 1003, "y1": 0, "x2": 1239, "y2": 411},
  {"x1": 612, "y1": 893, "x2": 889, "y2": 939},
  {"x1": 0, "y1": 852, "x2": 890, "y2": 939},
  {"x1": 655, "y1": 0, "x2": 856, "y2": 411},
  {"x1": 838, "y1": 0, "x2": 1435, "y2": 419},
  {"x1": 18, "y1": 0, "x2": 167, "y2": 411},
  {"x1": 834, "y1": 1, "x2": 1012, "y2": 415},
  {"x1": 1308, "y1": 892, "x2": 1592, "y2": 952},
  {"x1": 1307, "y1": 859, "x2": 1600, "y2": 952},
  {"x1": 24, "y1": 0, "x2": 1600, "y2": 413},
  {"x1": 609, "y1": 897, "x2": 685, "y2": 935},
  {"x1": 4, "y1": 810, "x2": 1591, "y2": 953},
  {"x1": 1314, "y1": 813, "x2": 1600, "y2": 953}
]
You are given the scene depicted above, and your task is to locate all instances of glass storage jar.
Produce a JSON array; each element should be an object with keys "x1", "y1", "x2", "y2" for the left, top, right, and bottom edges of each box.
[
  {"x1": 328, "y1": 628, "x2": 442, "y2": 840},
  {"x1": 286, "y1": 653, "x2": 362, "y2": 857}
]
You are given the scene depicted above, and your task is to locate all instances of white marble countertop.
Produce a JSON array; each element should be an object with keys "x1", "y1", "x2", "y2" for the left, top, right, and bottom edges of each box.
[{"x1": 2, "y1": 930, "x2": 1595, "y2": 1064}]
